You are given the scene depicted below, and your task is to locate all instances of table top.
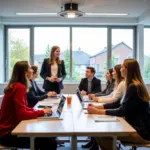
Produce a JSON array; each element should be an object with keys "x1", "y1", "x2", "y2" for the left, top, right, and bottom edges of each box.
[{"x1": 12, "y1": 94, "x2": 136, "y2": 136}]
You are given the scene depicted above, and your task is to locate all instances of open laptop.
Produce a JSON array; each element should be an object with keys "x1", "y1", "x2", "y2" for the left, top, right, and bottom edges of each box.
[
  {"x1": 76, "y1": 88, "x2": 92, "y2": 102},
  {"x1": 38, "y1": 95, "x2": 66, "y2": 119},
  {"x1": 76, "y1": 88, "x2": 91, "y2": 109}
]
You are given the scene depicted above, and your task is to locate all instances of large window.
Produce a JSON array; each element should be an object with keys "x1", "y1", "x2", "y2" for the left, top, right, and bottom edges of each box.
[
  {"x1": 111, "y1": 29, "x2": 134, "y2": 67},
  {"x1": 144, "y1": 28, "x2": 150, "y2": 82},
  {"x1": 8, "y1": 28, "x2": 30, "y2": 79},
  {"x1": 72, "y1": 27, "x2": 107, "y2": 82},
  {"x1": 34, "y1": 27, "x2": 70, "y2": 81},
  {"x1": 6, "y1": 26, "x2": 135, "y2": 83}
]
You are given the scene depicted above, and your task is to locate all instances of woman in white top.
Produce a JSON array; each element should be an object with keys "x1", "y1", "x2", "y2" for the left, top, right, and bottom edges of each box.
[
  {"x1": 92, "y1": 64, "x2": 125, "y2": 103},
  {"x1": 40, "y1": 46, "x2": 66, "y2": 94}
]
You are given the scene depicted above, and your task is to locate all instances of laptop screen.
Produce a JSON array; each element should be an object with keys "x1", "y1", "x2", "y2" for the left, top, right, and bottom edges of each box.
[
  {"x1": 76, "y1": 88, "x2": 83, "y2": 103},
  {"x1": 57, "y1": 95, "x2": 66, "y2": 115}
]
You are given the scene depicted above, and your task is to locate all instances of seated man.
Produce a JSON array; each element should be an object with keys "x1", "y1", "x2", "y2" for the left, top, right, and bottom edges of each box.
[
  {"x1": 79, "y1": 67, "x2": 101, "y2": 95},
  {"x1": 27, "y1": 66, "x2": 56, "y2": 107}
]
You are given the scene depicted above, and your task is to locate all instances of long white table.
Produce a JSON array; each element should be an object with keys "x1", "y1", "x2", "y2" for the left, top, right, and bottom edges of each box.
[
  {"x1": 12, "y1": 95, "x2": 136, "y2": 150},
  {"x1": 71, "y1": 96, "x2": 136, "y2": 150}
]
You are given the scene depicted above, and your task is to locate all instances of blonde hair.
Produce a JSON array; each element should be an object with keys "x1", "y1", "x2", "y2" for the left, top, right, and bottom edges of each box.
[{"x1": 124, "y1": 59, "x2": 150, "y2": 102}]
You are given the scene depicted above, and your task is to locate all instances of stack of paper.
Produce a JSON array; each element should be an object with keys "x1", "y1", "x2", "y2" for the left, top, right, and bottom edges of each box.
[{"x1": 92, "y1": 115, "x2": 120, "y2": 122}]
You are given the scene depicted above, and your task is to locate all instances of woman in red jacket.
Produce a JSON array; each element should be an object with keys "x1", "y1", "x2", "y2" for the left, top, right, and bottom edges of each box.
[{"x1": 0, "y1": 61, "x2": 57, "y2": 150}]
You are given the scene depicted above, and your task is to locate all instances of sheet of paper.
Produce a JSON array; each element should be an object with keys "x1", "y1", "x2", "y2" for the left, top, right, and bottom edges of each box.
[{"x1": 92, "y1": 115, "x2": 120, "y2": 122}]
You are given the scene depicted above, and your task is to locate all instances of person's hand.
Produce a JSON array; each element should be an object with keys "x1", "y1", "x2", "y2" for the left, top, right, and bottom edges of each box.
[
  {"x1": 93, "y1": 97, "x2": 99, "y2": 102},
  {"x1": 88, "y1": 103, "x2": 94, "y2": 107},
  {"x1": 46, "y1": 77, "x2": 55, "y2": 82},
  {"x1": 88, "y1": 106, "x2": 106, "y2": 114},
  {"x1": 55, "y1": 78, "x2": 62, "y2": 83},
  {"x1": 81, "y1": 90, "x2": 87, "y2": 95},
  {"x1": 88, "y1": 94, "x2": 95, "y2": 99},
  {"x1": 87, "y1": 106, "x2": 99, "y2": 114},
  {"x1": 47, "y1": 91, "x2": 57, "y2": 97},
  {"x1": 43, "y1": 107, "x2": 52, "y2": 115}
]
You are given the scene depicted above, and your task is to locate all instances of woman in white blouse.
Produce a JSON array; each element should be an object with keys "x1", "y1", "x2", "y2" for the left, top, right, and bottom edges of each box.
[
  {"x1": 92, "y1": 64, "x2": 125, "y2": 103},
  {"x1": 40, "y1": 46, "x2": 66, "y2": 94}
]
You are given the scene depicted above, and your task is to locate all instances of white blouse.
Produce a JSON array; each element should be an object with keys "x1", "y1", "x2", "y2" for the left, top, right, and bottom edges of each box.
[
  {"x1": 97, "y1": 80, "x2": 125, "y2": 103},
  {"x1": 51, "y1": 62, "x2": 58, "y2": 77}
]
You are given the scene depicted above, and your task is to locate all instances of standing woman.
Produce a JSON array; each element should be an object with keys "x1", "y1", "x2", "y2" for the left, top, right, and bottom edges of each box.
[{"x1": 40, "y1": 46, "x2": 66, "y2": 94}]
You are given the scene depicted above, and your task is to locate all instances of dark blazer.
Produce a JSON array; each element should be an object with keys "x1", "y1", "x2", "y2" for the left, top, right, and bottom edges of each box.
[
  {"x1": 79, "y1": 77, "x2": 101, "y2": 94},
  {"x1": 40, "y1": 58, "x2": 66, "y2": 91},
  {"x1": 106, "y1": 84, "x2": 150, "y2": 140},
  {"x1": 27, "y1": 80, "x2": 48, "y2": 107},
  {"x1": 95, "y1": 80, "x2": 115, "y2": 96}
]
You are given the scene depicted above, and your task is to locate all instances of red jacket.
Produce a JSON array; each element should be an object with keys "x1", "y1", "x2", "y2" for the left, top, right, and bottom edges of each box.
[{"x1": 0, "y1": 82, "x2": 44, "y2": 136}]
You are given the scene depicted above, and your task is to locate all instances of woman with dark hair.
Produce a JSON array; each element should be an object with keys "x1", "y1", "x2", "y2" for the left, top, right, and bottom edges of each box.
[
  {"x1": 89, "y1": 68, "x2": 115, "y2": 98},
  {"x1": 91, "y1": 64, "x2": 125, "y2": 103},
  {"x1": 88, "y1": 59, "x2": 150, "y2": 150},
  {"x1": 0, "y1": 61, "x2": 57, "y2": 150},
  {"x1": 40, "y1": 46, "x2": 66, "y2": 94}
]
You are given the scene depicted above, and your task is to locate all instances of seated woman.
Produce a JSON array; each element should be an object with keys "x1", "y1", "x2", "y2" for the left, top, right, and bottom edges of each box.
[
  {"x1": 88, "y1": 59, "x2": 150, "y2": 150},
  {"x1": 27, "y1": 65, "x2": 56, "y2": 107},
  {"x1": 89, "y1": 68, "x2": 115, "y2": 98},
  {"x1": 82, "y1": 68, "x2": 115, "y2": 149},
  {"x1": 0, "y1": 61, "x2": 57, "y2": 150},
  {"x1": 91, "y1": 64, "x2": 125, "y2": 103}
]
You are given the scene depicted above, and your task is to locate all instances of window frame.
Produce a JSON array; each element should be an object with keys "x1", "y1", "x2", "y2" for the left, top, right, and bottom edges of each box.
[{"x1": 4, "y1": 25, "x2": 136, "y2": 82}]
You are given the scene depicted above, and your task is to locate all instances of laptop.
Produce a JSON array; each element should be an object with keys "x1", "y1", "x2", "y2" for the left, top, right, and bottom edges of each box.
[
  {"x1": 76, "y1": 88, "x2": 90, "y2": 109},
  {"x1": 38, "y1": 95, "x2": 66, "y2": 119},
  {"x1": 76, "y1": 88, "x2": 92, "y2": 102}
]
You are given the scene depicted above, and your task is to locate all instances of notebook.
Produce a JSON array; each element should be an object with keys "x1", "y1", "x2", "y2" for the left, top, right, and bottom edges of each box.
[
  {"x1": 38, "y1": 95, "x2": 66, "y2": 120},
  {"x1": 92, "y1": 115, "x2": 120, "y2": 122}
]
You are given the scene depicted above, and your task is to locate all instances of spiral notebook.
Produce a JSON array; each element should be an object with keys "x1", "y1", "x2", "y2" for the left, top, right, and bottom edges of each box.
[{"x1": 92, "y1": 115, "x2": 120, "y2": 122}]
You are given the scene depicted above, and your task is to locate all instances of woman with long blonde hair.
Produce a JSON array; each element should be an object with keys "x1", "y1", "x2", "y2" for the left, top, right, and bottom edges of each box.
[{"x1": 88, "y1": 59, "x2": 150, "y2": 150}]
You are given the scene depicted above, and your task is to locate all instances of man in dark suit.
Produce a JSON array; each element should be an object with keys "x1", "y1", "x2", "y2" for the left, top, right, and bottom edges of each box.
[
  {"x1": 27, "y1": 66, "x2": 56, "y2": 107},
  {"x1": 79, "y1": 67, "x2": 101, "y2": 95}
]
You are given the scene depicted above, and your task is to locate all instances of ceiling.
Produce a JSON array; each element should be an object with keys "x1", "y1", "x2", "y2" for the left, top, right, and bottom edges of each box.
[{"x1": 0, "y1": 0, "x2": 150, "y2": 25}]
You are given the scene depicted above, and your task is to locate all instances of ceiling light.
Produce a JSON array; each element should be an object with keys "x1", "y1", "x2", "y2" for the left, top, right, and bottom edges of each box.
[
  {"x1": 86, "y1": 13, "x2": 128, "y2": 16},
  {"x1": 58, "y1": 2, "x2": 84, "y2": 18},
  {"x1": 16, "y1": 13, "x2": 57, "y2": 16}
]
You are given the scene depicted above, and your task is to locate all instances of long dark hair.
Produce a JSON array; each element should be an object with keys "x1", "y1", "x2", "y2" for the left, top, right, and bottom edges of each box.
[
  {"x1": 49, "y1": 46, "x2": 61, "y2": 65},
  {"x1": 107, "y1": 68, "x2": 115, "y2": 84},
  {"x1": 4, "y1": 61, "x2": 30, "y2": 93},
  {"x1": 124, "y1": 59, "x2": 150, "y2": 102}
]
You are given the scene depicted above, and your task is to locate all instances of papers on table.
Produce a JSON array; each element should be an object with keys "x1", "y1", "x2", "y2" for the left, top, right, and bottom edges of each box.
[{"x1": 92, "y1": 115, "x2": 120, "y2": 122}]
